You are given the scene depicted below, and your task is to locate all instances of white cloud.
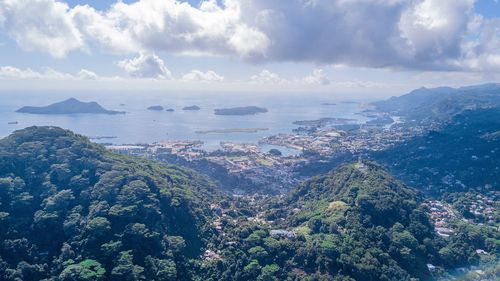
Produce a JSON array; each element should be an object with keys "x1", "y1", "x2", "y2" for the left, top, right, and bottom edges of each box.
[
  {"x1": 70, "y1": 0, "x2": 268, "y2": 59},
  {"x1": 70, "y1": 4, "x2": 137, "y2": 54},
  {"x1": 0, "y1": 66, "x2": 98, "y2": 80},
  {"x1": 303, "y1": 69, "x2": 330, "y2": 85},
  {"x1": 181, "y1": 70, "x2": 224, "y2": 82},
  {"x1": 0, "y1": 0, "x2": 83, "y2": 58},
  {"x1": 77, "y1": 69, "x2": 98, "y2": 80},
  {"x1": 398, "y1": 0, "x2": 474, "y2": 68},
  {"x1": 0, "y1": 0, "x2": 498, "y2": 72},
  {"x1": 460, "y1": 18, "x2": 500, "y2": 71},
  {"x1": 250, "y1": 70, "x2": 287, "y2": 84},
  {"x1": 117, "y1": 53, "x2": 172, "y2": 79}
]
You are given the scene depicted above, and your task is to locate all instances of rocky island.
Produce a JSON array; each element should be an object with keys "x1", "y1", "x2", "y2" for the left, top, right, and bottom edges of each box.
[
  {"x1": 214, "y1": 106, "x2": 268, "y2": 115},
  {"x1": 16, "y1": 98, "x2": 125, "y2": 115},
  {"x1": 147, "y1": 105, "x2": 164, "y2": 111},
  {"x1": 182, "y1": 105, "x2": 201, "y2": 111}
]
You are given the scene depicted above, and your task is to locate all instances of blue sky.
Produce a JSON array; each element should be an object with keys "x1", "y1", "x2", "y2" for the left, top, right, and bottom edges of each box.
[{"x1": 0, "y1": 0, "x2": 499, "y2": 96}]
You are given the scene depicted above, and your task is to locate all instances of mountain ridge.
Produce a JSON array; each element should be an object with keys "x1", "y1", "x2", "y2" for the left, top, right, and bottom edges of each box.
[{"x1": 373, "y1": 83, "x2": 500, "y2": 122}]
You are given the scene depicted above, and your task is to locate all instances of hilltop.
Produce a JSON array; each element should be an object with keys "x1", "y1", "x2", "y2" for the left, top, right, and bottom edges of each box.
[
  {"x1": 16, "y1": 98, "x2": 125, "y2": 115},
  {"x1": 203, "y1": 162, "x2": 447, "y2": 280},
  {"x1": 0, "y1": 126, "x2": 221, "y2": 280}
]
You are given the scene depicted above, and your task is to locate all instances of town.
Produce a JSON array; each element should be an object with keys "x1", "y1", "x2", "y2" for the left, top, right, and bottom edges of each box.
[{"x1": 105, "y1": 112, "x2": 433, "y2": 194}]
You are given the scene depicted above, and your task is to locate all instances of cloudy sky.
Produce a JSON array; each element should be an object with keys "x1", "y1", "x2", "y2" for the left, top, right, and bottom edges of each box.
[{"x1": 0, "y1": 0, "x2": 499, "y2": 96}]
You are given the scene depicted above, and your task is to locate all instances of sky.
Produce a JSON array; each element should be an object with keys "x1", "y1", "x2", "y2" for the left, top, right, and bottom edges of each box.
[{"x1": 0, "y1": 0, "x2": 499, "y2": 97}]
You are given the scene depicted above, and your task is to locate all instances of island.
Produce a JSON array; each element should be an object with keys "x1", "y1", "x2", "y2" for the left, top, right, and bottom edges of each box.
[
  {"x1": 293, "y1": 117, "x2": 357, "y2": 127},
  {"x1": 16, "y1": 98, "x2": 125, "y2": 115},
  {"x1": 147, "y1": 106, "x2": 164, "y2": 111},
  {"x1": 166, "y1": 108, "x2": 175, "y2": 112},
  {"x1": 214, "y1": 106, "x2": 268, "y2": 115},
  {"x1": 321, "y1": 102, "x2": 336, "y2": 106},
  {"x1": 195, "y1": 128, "x2": 269, "y2": 134},
  {"x1": 182, "y1": 105, "x2": 200, "y2": 111}
]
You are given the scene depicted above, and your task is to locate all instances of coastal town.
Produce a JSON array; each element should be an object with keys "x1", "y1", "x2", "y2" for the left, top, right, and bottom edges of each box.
[
  {"x1": 105, "y1": 108, "x2": 437, "y2": 193},
  {"x1": 105, "y1": 111, "x2": 436, "y2": 193}
]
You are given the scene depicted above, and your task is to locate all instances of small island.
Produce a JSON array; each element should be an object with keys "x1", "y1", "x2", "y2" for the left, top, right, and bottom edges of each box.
[
  {"x1": 195, "y1": 128, "x2": 269, "y2": 134},
  {"x1": 166, "y1": 108, "x2": 175, "y2": 112},
  {"x1": 147, "y1": 106, "x2": 164, "y2": 111},
  {"x1": 183, "y1": 105, "x2": 200, "y2": 111},
  {"x1": 16, "y1": 98, "x2": 125, "y2": 115},
  {"x1": 214, "y1": 106, "x2": 268, "y2": 115},
  {"x1": 293, "y1": 117, "x2": 357, "y2": 127}
]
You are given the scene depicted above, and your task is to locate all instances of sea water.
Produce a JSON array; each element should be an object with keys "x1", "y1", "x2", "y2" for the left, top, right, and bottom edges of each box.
[{"x1": 0, "y1": 90, "x2": 373, "y2": 151}]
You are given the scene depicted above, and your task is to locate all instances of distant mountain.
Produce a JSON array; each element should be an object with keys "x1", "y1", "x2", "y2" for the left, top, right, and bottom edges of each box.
[
  {"x1": 373, "y1": 83, "x2": 500, "y2": 122},
  {"x1": 214, "y1": 106, "x2": 268, "y2": 115},
  {"x1": 16, "y1": 98, "x2": 125, "y2": 115},
  {"x1": 374, "y1": 108, "x2": 500, "y2": 195},
  {"x1": 0, "y1": 126, "x2": 221, "y2": 281}
]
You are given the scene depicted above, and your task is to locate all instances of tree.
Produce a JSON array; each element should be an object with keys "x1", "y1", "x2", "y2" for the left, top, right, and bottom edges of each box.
[
  {"x1": 59, "y1": 259, "x2": 105, "y2": 281},
  {"x1": 111, "y1": 251, "x2": 145, "y2": 281}
]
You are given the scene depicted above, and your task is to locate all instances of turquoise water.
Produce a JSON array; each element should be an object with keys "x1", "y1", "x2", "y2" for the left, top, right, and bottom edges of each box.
[{"x1": 0, "y1": 90, "x2": 372, "y2": 150}]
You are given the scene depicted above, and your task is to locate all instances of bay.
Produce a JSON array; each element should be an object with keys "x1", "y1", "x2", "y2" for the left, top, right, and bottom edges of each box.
[{"x1": 0, "y1": 90, "x2": 372, "y2": 150}]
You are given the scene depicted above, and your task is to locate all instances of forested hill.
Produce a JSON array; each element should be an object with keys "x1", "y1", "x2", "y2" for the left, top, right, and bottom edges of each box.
[
  {"x1": 281, "y1": 162, "x2": 439, "y2": 280},
  {"x1": 375, "y1": 108, "x2": 500, "y2": 195},
  {"x1": 283, "y1": 162, "x2": 422, "y2": 228},
  {"x1": 206, "y1": 162, "x2": 443, "y2": 281},
  {"x1": 0, "y1": 126, "x2": 221, "y2": 281}
]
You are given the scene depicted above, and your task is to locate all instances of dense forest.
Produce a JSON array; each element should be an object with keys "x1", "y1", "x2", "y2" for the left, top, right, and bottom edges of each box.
[
  {"x1": 0, "y1": 126, "x2": 223, "y2": 280},
  {"x1": 199, "y1": 163, "x2": 499, "y2": 280},
  {"x1": 0, "y1": 127, "x2": 498, "y2": 280},
  {"x1": 375, "y1": 108, "x2": 500, "y2": 195}
]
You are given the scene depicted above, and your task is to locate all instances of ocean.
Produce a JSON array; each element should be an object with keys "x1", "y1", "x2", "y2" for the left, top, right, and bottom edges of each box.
[{"x1": 0, "y1": 90, "x2": 373, "y2": 151}]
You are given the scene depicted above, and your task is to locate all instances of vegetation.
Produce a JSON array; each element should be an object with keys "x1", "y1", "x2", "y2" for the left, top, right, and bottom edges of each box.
[
  {"x1": 201, "y1": 163, "x2": 452, "y2": 280},
  {"x1": 0, "y1": 126, "x2": 221, "y2": 280},
  {"x1": 0, "y1": 126, "x2": 497, "y2": 280},
  {"x1": 375, "y1": 108, "x2": 500, "y2": 195}
]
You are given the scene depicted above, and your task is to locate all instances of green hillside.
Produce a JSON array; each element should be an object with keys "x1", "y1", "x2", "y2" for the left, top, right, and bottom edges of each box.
[
  {"x1": 203, "y1": 163, "x2": 447, "y2": 281},
  {"x1": 375, "y1": 108, "x2": 500, "y2": 195},
  {"x1": 0, "y1": 126, "x2": 221, "y2": 281},
  {"x1": 0, "y1": 127, "x2": 497, "y2": 281}
]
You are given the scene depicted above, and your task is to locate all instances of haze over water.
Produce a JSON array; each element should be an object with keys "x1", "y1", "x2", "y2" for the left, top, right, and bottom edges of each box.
[{"x1": 0, "y1": 91, "x2": 371, "y2": 150}]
